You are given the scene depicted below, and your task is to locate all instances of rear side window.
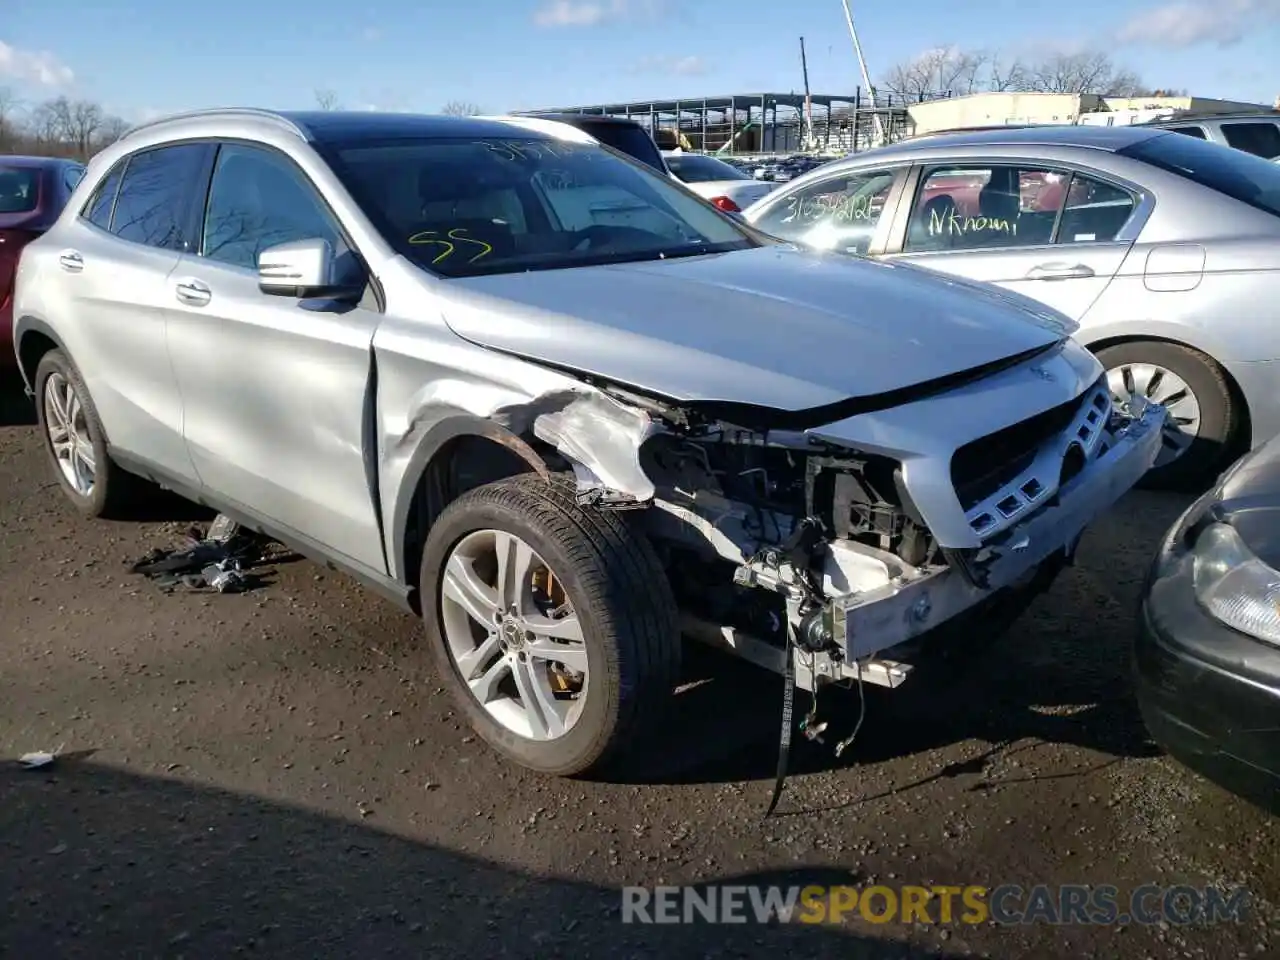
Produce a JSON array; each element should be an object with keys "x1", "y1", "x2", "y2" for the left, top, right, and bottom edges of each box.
[
  {"x1": 0, "y1": 167, "x2": 38, "y2": 213},
  {"x1": 575, "y1": 122, "x2": 666, "y2": 173},
  {"x1": 81, "y1": 162, "x2": 125, "y2": 229},
  {"x1": 109, "y1": 144, "x2": 208, "y2": 251},
  {"x1": 1221, "y1": 121, "x2": 1280, "y2": 159},
  {"x1": 1121, "y1": 131, "x2": 1280, "y2": 219}
]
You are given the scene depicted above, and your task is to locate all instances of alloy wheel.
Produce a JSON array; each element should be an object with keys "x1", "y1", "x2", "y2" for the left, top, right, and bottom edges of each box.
[
  {"x1": 42, "y1": 371, "x2": 96, "y2": 497},
  {"x1": 1106, "y1": 362, "x2": 1203, "y2": 467},
  {"x1": 439, "y1": 529, "x2": 589, "y2": 741}
]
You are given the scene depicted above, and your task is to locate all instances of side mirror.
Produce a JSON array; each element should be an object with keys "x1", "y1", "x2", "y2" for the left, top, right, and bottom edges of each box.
[{"x1": 257, "y1": 238, "x2": 362, "y2": 301}]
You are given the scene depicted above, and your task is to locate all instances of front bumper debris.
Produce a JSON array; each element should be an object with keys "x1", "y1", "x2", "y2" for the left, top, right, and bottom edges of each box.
[{"x1": 820, "y1": 402, "x2": 1166, "y2": 674}]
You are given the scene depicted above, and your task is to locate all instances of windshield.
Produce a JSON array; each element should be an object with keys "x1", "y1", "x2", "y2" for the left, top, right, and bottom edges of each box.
[
  {"x1": 0, "y1": 167, "x2": 38, "y2": 213},
  {"x1": 666, "y1": 154, "x2": 752, "y2": 183},
  {"x1": 1120, "y1": 131, "x2": 1280, "y2": 218},
  {"x1": 325, "y1": 136, "x2": 757, "y2": 278}
]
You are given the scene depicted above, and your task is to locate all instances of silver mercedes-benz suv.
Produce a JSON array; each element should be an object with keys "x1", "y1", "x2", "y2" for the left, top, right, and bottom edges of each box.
[{"x1": 13, "y1": 109, "x2": 1163, "y2": 776}]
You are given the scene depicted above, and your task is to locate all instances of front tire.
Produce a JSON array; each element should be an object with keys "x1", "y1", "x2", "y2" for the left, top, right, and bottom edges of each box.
[
  {"x1": 1095, "y1": 341, "x2": 1236, "y2": 491},
  {"x1": 420, "y1": 473, "x2": 681, "y2": 777},
  {"x1": 33, "y1": 349, "x2": 151, "y2": 519}
]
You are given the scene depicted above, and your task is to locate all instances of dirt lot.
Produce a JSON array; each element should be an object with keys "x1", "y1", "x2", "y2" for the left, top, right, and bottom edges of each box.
[{"x1": 1, "y1": 386, "x2": 1277, "y2": 959}]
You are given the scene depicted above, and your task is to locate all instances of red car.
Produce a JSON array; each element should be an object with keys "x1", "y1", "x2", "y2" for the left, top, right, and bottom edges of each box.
[{"x1": 1, "y1": 156, "x2": 85, "y2": 372}]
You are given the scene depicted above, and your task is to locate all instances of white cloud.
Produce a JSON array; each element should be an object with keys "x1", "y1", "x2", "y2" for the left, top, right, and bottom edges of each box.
[
  {"x1": 1117, "y1": 0, "x2": 1280, "y2": 47},
  {"x1": 533, "y1": 0, "x2": 667, "y2": 27},
  {"x1": 630, "y1": 53, "x2": 708, "y2": 76},
  {"x1": 0, "y1": 40, "x2": 74, "y2": 87},
  {"x1": 361, "y1": 26, "x2": 382, "y2": 41}
]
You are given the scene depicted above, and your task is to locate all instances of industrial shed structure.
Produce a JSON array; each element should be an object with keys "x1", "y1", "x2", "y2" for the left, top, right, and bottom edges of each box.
[{"x1": 515, "y1": 91, "x2": 938, "y2": 155}]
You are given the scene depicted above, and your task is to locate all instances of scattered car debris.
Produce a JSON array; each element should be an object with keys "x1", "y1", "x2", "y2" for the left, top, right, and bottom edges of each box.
[
  {"x1": 130, "y1": 515, "x2": 275, "y2": 593},
  {"x1": 19, "y1": 746, "x2": 62, "y2": 769}
]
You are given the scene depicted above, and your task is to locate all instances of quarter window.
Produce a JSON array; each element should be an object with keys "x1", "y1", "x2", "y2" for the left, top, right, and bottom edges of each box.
[
  {"x1": 1170, "y1": 126, "x2": 1208, "y2": 140},
  {"x1": 81, "y1": 162, "x2": 125, "y2": 230},
  {"x1": 201, "y1": 143, "x2": 353, "y2": 275},
  {"x1": 750, "y1": 169, "x2": 898, "y2": 255},
  {"x1": 109, "y1": 144, "x2": 208, "y2": 250}
]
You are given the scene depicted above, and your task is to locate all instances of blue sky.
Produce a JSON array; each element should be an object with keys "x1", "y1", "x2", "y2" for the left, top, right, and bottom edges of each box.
[{"x1": 2, "y1": 0, "x2": 1277, "y2": 121}]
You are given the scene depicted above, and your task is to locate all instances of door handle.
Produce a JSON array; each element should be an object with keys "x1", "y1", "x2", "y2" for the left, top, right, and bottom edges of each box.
[
  {"x1": 1025, "y1": 262, "x2": 1094, "y2": 281},
  {"x1": 58, "y1": 250, "x2": 84, "y2": 272},
  {"x1": 174, "y1": 278, "x2": 211, "y2": 307}
]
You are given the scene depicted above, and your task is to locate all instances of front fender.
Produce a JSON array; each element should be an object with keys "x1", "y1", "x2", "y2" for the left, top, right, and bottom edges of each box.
[{"x1": 386, "y1": 414, "x2": 550, "y2": 584}]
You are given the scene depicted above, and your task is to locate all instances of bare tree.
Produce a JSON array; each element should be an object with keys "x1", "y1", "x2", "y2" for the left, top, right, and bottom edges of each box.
[
  {"x1": 3, "y1": 94, "x2": 129, "y2": 159},
  {"x1": 0, "y1": 86, "x2": 19, "y2": 151},
  {"x1": 440, "y1": 100, "x2": 482, "y2": 116},
  {"x1": 98, "y1": 115, "x2": 131, "y2": 146},
  {"x1": 880, "y1": 46, "x2": 1146, "y2": 99},
  {"x1": 314, "y1": 89, "x2": 340, "y2": 111},
  {"x1": 1026, "y1": 51, "x2": 1144, "y2": 96}
]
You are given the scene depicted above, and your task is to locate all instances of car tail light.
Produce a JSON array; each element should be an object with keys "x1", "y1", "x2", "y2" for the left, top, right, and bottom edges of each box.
[{"x1": 710, "y1": 196, "x2": 741, "y2": 213}]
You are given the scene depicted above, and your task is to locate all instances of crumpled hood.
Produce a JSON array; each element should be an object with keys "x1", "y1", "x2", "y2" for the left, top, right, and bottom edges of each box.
[{"x1": 438, "y1": 245, "x2": 1073, "y2": 410}]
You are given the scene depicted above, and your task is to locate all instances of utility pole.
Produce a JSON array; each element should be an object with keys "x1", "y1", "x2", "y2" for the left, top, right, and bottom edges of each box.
[
  {"x1": 799, "y1": 36, "x2": 815, "y2": 151},
  {"x1": 838, "y1": 0, "x2": 884, "y2": 145}
]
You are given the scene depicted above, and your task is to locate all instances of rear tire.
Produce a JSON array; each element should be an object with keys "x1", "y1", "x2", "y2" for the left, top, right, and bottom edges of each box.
[
  {"x1": 33, "y1": 349, "x2": 154, "y2": 519},
  {"x1": 420, "y1": 473, "x2": 681, "y2": 777},
  {"x1": 1094, "y1": 341, "x2": 1236, "y2": 492}
]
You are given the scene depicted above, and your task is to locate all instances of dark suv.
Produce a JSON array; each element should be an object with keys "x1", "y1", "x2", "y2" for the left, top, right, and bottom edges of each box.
[
  {"x1": 521, "y1": 113, "x2": 669, "y2": 174},
  {"x1": 1145, "y1": 111, "x2": 1280, "y2": 160}
]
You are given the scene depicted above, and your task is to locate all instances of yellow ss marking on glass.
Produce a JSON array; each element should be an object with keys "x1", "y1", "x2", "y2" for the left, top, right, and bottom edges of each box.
[
  {"x1": 407, "y1": 230, "x2": 454, "y2": 264},
  {"x1": 447, "y1": 228, "x2": 494, "y2": 263},
  {"x1": 407, "y1": 228, "x2": 494, "y2": 264}
]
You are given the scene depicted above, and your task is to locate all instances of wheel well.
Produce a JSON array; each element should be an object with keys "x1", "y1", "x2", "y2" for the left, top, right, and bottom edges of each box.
[
  {"x1": 401, "y1": 433, "x2": 552, "y2": 614},
  {"x1": 1086, "y1": 333, "x2": 1253, "y2": 451},
  {"x1": 17, "y1": 330, "x2": 58, "y2": 389}
]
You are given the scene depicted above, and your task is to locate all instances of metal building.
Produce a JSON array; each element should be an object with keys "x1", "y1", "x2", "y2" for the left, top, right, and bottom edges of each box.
[{"x1": 514, "y1": 91, "x2": 935, "y2": 156}]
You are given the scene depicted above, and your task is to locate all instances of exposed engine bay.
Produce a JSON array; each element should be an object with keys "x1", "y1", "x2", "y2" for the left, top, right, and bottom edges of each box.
[{"x1": 518, "y1": 363, "x2": 1163, "y2": 701}]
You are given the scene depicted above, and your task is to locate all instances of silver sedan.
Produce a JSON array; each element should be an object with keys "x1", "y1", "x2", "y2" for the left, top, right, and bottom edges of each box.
[{"x1": 744, "y1": 125, "x2": 1280, "y2": 488}]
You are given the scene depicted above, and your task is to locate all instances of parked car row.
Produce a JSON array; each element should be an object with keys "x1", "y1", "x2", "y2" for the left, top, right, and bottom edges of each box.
[
  {"x1": 741, "y1": 124, "x2": 1280, "y2": 491},
  {"x1": 4, "y1": 110, "x2": 1275, "y2": 811},
  {"x1": 1, "y1": 156, "x2": 85, "y2": 372}
]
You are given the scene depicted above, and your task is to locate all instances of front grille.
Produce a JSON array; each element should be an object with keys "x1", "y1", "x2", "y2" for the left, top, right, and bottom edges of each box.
[{"x1": 951, "y1": 391, "x2": 1087, "y2": 511}]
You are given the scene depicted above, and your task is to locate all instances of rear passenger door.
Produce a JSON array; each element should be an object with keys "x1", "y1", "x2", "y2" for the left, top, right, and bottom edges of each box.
[
  {"x1": 61, "y1": 143, "x2": 211, "y2": 482},
  {"x1": 884, "y1": 161, "x2": 1139, "y2": 322}
]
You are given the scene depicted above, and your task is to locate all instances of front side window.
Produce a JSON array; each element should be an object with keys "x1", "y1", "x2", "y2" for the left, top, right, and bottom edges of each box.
[
  {"x1": 749, "y1": 169, "x2": 897, "y2": 255},
  {"x1": 1221, "y1": 121, "x2": 1280, "y2": 159},
  {"x1": 323, "y1": 136, "x2": 756, "y2": 278},
  {"x1": 0, "y1": 167, "x2": 39, "y2": 214},
  {"x1": 109, "y1": 144, "x2": 208, "y2": 250},
  {"x1": 201, "y1": 142, "x2": 352, "y2": 275},
  {"x1": 81, "y1": 161, "x2": 125, "y2": 230}
]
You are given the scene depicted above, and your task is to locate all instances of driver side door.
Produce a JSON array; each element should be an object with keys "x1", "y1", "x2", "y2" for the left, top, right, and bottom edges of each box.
[{"x1": 165, "y1": 141, "x2": 389, "y2": 575}]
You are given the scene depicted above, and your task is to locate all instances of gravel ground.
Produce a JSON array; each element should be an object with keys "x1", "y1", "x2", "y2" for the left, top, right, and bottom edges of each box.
[{"x1": 1, "y1": 387, "x2": 1276, "y2": 959}]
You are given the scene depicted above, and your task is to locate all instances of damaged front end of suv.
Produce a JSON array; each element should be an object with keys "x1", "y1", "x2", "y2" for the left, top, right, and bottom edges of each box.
[{"x1": 500, "y1": 334, "x2": 1164, "y2": 699}]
